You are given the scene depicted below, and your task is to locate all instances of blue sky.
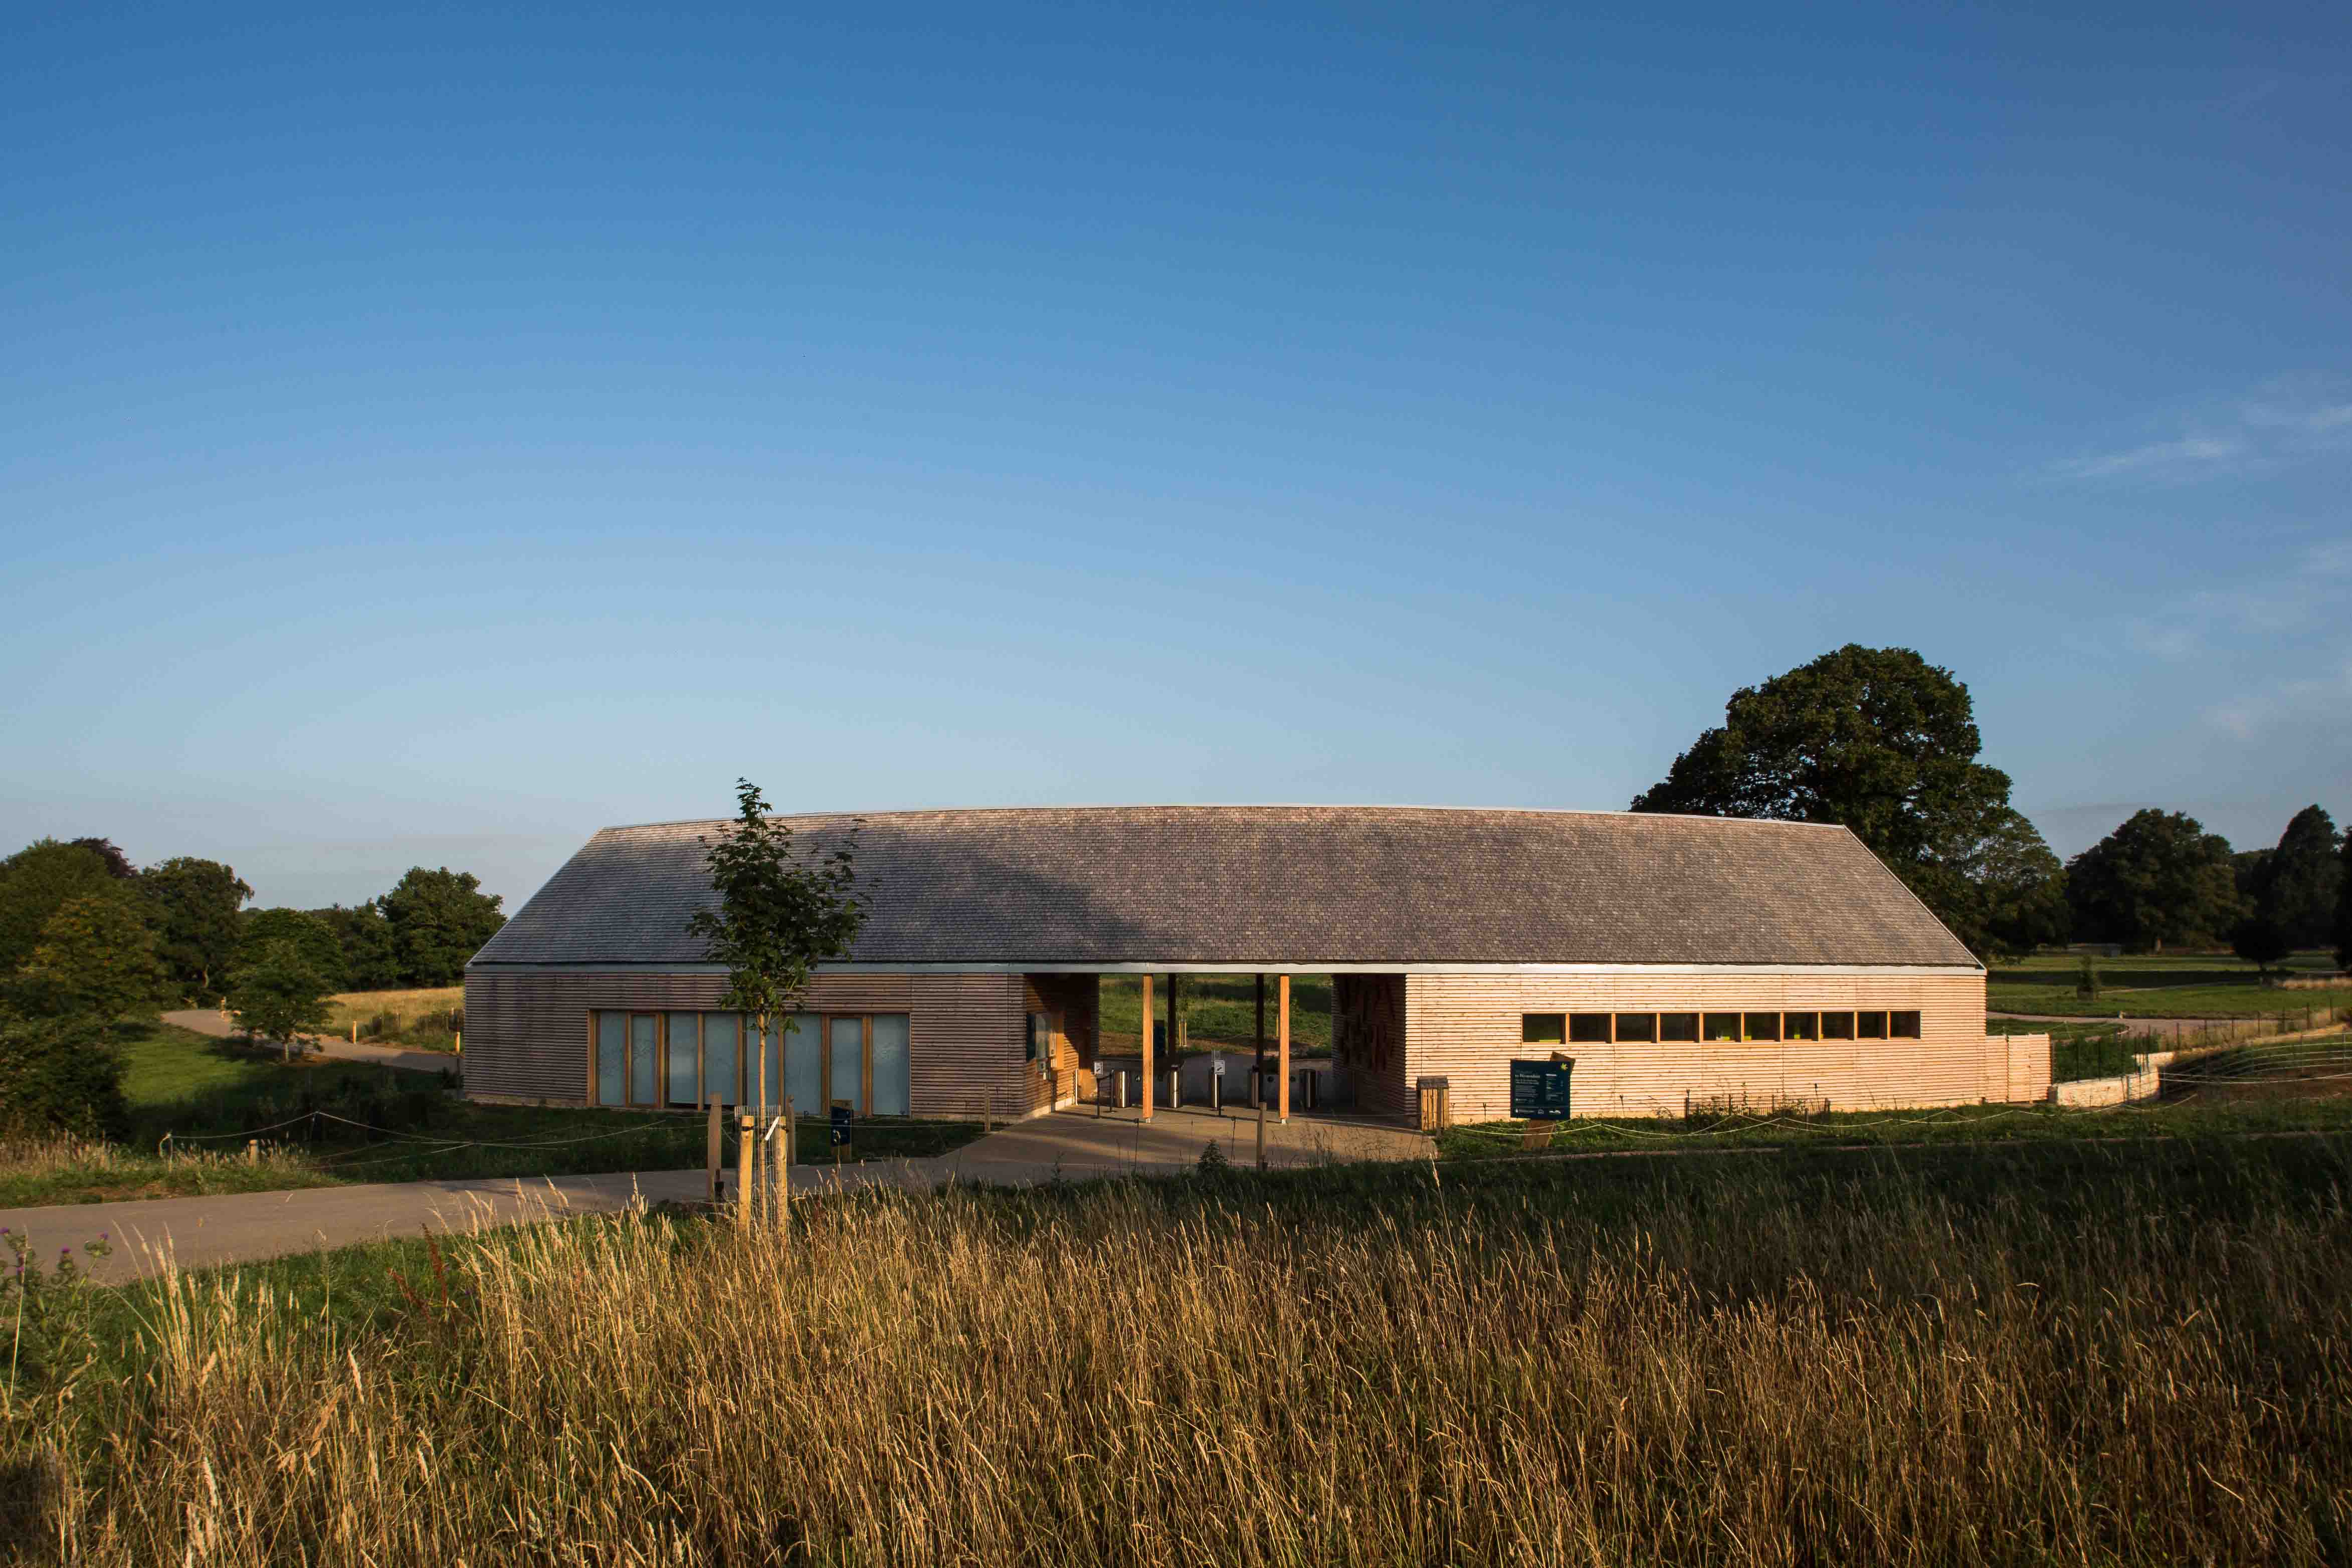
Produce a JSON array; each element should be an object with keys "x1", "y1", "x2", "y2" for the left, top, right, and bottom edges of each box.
[{"x1": 4, "y1": 3, "x2": 2346, "y2": 910}]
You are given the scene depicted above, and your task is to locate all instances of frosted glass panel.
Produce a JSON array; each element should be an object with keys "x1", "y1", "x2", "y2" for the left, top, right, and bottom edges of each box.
[
  {"x1": 703, "y1": 1013, "x2": 740, "y2": 1103},
  {"x1": 786, "y1": 1014, "x2": 822, "y2": 1116},
  {"x1": 629, "y1": 1015, "x2": 658, "y2": 1105},
  {"x1": 667, "y1": 1013, "x2": 699, "y2": 1104},
  {"x1": 870, "y1": 1014, "x2": 910, "y2": 1116},
  {"x1": 752, "y1": 1020, "x2": 782, "y2": 1110},
  {"x1": 829, "y1": 1016, "x2": 865, "y2": 1114},
  {"x1": 596, "y1": 1013, "x2": 626, "y2": 1106}
]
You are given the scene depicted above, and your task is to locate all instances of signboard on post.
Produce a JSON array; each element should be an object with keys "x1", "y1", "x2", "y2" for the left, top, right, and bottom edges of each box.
[{"x1": 1509, "y1": 1057, "x2": 1574, "y2": 1121}]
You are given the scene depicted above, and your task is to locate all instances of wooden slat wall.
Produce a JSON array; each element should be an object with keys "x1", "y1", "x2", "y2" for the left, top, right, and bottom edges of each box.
[
  {"x1": 1402, "y1": 970, "x2": 2001, "y2": 1121},
  {"x1": 910, "y1": 972, "x2": 1028, "y2": 1118},
  {"x1": 458, "y1": 968, "x2": 993, "y2": 1105}
]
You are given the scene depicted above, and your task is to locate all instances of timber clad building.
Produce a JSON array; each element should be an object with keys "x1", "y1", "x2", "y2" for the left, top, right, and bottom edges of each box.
[{"x1": 463, "y1": 806, "x2": 2050, "y2": 1125}]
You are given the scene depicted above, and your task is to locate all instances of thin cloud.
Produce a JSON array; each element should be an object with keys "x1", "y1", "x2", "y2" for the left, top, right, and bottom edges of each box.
[{"x1": 2053, "y1": 377, "x2": 2352, "y2": 485}]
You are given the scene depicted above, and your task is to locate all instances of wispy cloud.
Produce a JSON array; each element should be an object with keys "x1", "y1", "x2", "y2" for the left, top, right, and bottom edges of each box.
[
  {"x1": 2123, "y1": 539, "x2": 2352, "y2": 663},
  {"x1": 2052, "y1": 376, "x2": 2352, "y2": 485}
]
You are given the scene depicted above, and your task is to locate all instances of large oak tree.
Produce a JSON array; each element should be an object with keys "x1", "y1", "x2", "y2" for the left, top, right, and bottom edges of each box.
[
  {"x1": 1630, "y1": 645, "x2": 2056, "y2": 956},
  {"x1": 2065, "y1": 810, "x2": 2242, "y2": 953}
]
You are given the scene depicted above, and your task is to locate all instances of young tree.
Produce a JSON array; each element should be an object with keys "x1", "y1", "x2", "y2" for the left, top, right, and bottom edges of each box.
[
  {"x1": 140, "y1": 856, "x2": 253, "y2": 1002},
  {"x1": 238, "y1": 907, "x2": 347, "y2": 992},
  {"x1": 380, "y1": 868, "x2": 506, "y2": 986},
  {"x1": 0, "y1": 839, "x2": 122, "y2": 975},
  {"x1": 2254, "y1": 805, "x2": 2342, "y2": 951},
  {"x1": 686, "y1": 780, "x2": 866, "y2": 1217},
  {"x1": 9, "y1": 889, "x2": 168, "y2": 1035},
  {"x1": 228, "y1": 938, "x2": 335, "y2": 1063},
  {"x1": 2064, "y1": 810, "x2": 2243, "y2": 952},
  {"x1": 1629, "y1": 645, "x2": 2051, "y2": 954}
]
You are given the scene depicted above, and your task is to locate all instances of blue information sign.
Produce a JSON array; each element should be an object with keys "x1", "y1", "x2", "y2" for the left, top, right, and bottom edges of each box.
[
  {"x1": 1509, "y1": 1058, "x2": 1574, "y2": 1121},
  {"x1": 829, "y1": 1101, "x2": 854, "y2": 1146}
]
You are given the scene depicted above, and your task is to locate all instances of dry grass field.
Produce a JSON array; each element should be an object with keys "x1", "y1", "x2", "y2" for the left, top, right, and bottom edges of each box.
[
  {"x1": 8, "y1": 1137, "x2": 2351, "y2": 1565},
  {"x1": 315, "y1": 987, "x2": 465, "y2": 1050}
]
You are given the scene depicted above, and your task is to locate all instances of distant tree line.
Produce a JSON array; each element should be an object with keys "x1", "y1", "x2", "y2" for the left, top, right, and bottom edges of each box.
[
  {"x1": 0, "y1": 837, "x2": 506, "y2": 1013},
  {"x1": 1634, "y1": 645, "x2": 2348, "y2": 965}
]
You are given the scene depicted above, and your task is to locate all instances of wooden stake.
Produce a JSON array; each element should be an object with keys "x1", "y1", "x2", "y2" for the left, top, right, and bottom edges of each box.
[
  {"x1": 1277, "y1": 975, "x2": 1291, "y2": 1124},
  {"x1": 737, "y1": 1112, "x2": 754, "y2": 1229},
  {"x1": 1139, "y1": 973, "x2": 1154, "y2": 1123},
  {"x1": 781, "y1": 1095, "x2": 794, "y2": 1224},
  {"x1": 706, "y1": 1094, "x2": 722, "y2": 1204}
]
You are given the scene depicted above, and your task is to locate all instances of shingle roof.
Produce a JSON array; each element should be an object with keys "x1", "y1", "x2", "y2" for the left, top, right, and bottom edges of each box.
[{"x1": 472, "y1": 806, "x2": 1977, "y2": 969}]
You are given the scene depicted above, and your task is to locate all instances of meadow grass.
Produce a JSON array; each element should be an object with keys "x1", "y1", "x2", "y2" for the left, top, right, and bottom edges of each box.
[
  {"x1": 314, "y1": 987, "x2": 466, "y2": 1051},
  {"x1": 7, "y1": 1137, "x2": 2351, "y2": 1565}
]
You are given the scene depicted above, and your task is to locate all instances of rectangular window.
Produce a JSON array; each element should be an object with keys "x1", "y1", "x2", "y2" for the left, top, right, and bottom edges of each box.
[
  {"x1": 829, "y1": 1015, "x2": 867, "y2": 1114},
  {"x1": 1703, "y1": 1012, "x2": 1741, "y2": 1043},
  {"x1": 596, "y1": 1012, "x2": 626, "y2": 1106},
  {"x1": 1569, "y1": 1013, "x2": 1612, "y2": 1044},
  {"x1": 1891, "y1": 1010, "x2": 1922, "y2": 1039},
  {"x1": 1822, "y1": 1011, "x2": 1856, "y2": 1040},
  {"x1": 1522, "y1": 1014, "x2": 1566, "y2": 1045},
  {"x1": 1614, "y1": 1012, "x2": 1658, "y2": 1043},
  {"x1": 785, "y1": 1014, "x2": 822, "y2": 1116},
  {"x1": 1660, "y1": 1012, "x2": 1700, "y2": 1043},
  {"x1": 871, "y1": 1013, "x2": 911, "y2": 1116},
  {"x1": 704, "y1": 1013, "x2": 741, "y2": 1102},
  {"x1": 1784, "y1": 1011, "x2": 1819, "y2": 1041},
  {"x1": 1742, "y1": 1012, "x2": 1781, "y2": 1042},
  {"x1": 667, "y1": 1012, "x2": 700, "y2": 1105},
  {"x1": 629, "y1": 1015, "x2": 659, "y2": 1105},
  {"x1": 1857, "y1": 1011, "x2": 1889, "y2": 1040}
]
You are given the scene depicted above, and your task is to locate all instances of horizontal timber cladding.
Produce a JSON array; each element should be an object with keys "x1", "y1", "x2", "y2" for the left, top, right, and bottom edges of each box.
[
  {"x1": 464, "y1": 966, "x2": 1035, "y2": 1117},
  {"x1": 1403, "y1": 969, "x2": 2000, "y2": 1121},
  {"x1": 910, "y1": 971, "x2": 1029, "y2": 1119}
]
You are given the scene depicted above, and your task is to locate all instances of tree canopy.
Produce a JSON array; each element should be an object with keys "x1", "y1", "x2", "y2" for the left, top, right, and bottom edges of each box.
[
  {"x1": 2065, "y1": 810, "x2": 2243, "y2": 952},
  {"x1": 9, "y1": 889, "x2": 168, "y2": 1032},
  {"x1": 238, "y1": 907, "x2": 347, "y2": 992},
  {"x1": 380, "y1": 868, "x2": 506, "y2": 987},
  {"x1": 1629, "y1": 645, "x2": 2054, "y2": 956},
  {"x1": 2252, "y1": 805, "x2": 2341, "y2": 951},
  {"x1": 0, "y1": 839, "x2": 124, "y2": 976},
  {"x1": 140, "y1": 856, "x2": 253, "y2": 1001}
]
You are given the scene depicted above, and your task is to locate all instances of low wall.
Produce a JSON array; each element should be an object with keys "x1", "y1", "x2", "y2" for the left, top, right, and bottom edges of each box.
[{"x1": 2050, "y1": 1050, "x2": 2175, "y2": 1107}]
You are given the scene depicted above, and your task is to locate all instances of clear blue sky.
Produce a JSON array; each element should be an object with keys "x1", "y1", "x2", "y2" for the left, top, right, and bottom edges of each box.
[{"x1": 4, "y1": 3, "x2": 2346, "y2": 911}]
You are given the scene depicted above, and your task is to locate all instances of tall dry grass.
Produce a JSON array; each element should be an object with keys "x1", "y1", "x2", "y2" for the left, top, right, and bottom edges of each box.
[{"x1": 10, "y1": 1151, "x2": 2352, "y2": 1565}]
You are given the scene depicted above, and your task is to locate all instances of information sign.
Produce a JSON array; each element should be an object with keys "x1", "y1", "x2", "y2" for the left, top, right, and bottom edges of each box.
[{"x1": 1509, "y1": 1058, "x2": 1574, "y2": 1121}]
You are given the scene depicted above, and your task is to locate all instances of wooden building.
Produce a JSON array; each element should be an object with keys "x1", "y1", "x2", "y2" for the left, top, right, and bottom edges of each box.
[{"x1": 462, "y1": 806, "x2": 2047, "y2": 1124}]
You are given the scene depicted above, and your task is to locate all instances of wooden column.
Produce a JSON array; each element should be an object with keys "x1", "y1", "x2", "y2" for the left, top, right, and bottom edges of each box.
[
  {"x1": 1277, "y1": 974, "x2": 1291, "y2": 1124},
  {"x1": 1139, "y1": 973, "x2": 1154, "y2": 1122}
]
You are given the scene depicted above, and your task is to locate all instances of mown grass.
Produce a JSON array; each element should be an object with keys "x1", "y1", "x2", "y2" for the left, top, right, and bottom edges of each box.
[
  {"x1": 0, "y1": 1023, "x2": 976, "y2": 1207},
  {"x1": 1098, "y1": 973, "x2": 1334, "y2": 1053},
  {"x1": 7, "y1": 1137, "x2": 2352, "y2": 1565},
  {"x1": 1989, "y1": 950, "x2": 2351, "y2": 1018}
]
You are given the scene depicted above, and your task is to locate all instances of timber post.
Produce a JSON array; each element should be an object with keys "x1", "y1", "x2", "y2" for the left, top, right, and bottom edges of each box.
[
  {"x1": 1139, "y1": 973, "x2": 1154, "y2": 1123},
  {"x1": 737, "y1": 1111, "x2": 754, "y2": 1229}
]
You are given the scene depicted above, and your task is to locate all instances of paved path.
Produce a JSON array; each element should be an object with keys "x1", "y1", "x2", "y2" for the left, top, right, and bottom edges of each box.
[
  {"x1": 162, "y1": 1008, "x2": 458, "y2": 1075},
  {"x1": 0, "y1": 1106, "x2": 1430, "y2": 1284}
]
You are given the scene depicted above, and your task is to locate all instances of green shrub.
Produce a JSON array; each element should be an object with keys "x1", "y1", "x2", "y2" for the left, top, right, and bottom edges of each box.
[{"x1": 0, "y1": 1014, "x2": 129, "y2": 1140}]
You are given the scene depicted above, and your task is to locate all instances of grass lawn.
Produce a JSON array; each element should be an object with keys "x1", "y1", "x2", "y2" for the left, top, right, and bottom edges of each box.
[
  {"x1": 1097, "y1": 972, "x2": 1333, "y2": 1054},
  {"x1": 1, "y1": 1020, "x2": 978, "y2": 1208},
  {"x1": 13, "y1": 1135, "x2": 2352, "y2": 1564},
  {"x1": 1988, "y1": 949, "x2": 2352, "y2": 1019}
]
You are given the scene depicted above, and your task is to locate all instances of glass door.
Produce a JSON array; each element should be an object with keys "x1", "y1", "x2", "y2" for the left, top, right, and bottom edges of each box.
[{"x1": 827, "y1": 1015, "x2": 866, "y2": 1114}]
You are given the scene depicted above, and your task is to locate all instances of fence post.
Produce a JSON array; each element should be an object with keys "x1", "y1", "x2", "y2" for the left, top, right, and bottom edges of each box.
[
  {"x1": 706, "y1": 1094, "x2": 722, "y2": 1205},
  {"x1": 737, "y1": 1112, "x2": 754, "y2": 1229},
  {"x1": 245, "y1": 1139, "x2": 258, "y2": 1165}
]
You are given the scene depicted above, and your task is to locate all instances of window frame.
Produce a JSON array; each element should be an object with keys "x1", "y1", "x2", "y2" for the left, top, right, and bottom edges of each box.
[
  {"x1": 1857, "y1": 1010, "x2": 1889, "y2": 1040},
  {"x1": 1613, "y1": 1012, "x2": 1658, "y2": 1043},
  {"x1": 1569, "y1": 1013, "x2": 1613, "y2": 1045},
  {"x1": 1659, "y1": 1012, "x2": 1700, "y2": 1043},
  {"x1": 1522, "y1": 1013, "x2": 1567, "y2": 1046},
  {"x1": 1890, "y1": 1010, "x2": 1922, "y2": 1039}
]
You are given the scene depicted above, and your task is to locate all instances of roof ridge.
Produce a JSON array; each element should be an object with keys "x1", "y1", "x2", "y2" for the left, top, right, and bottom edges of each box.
[{"x1": 593, "y1": 805, "x2": 1858, "y2": 834}]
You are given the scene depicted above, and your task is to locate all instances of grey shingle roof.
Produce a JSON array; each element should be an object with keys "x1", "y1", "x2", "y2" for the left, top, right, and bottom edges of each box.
[{"x1": 469, "y1": 806, "x2": 1979, "y2": 970}]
